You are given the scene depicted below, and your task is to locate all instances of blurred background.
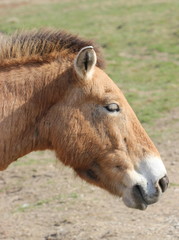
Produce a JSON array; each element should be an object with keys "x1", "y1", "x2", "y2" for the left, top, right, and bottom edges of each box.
[{"x1": 0, "y1": 1, "x2": 178, "y2": 239}]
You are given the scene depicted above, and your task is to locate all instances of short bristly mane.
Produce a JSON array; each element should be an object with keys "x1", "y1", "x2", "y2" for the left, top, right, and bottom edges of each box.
[{"x1": 0, "y1": 29, "x2": 105, "y2": 68}]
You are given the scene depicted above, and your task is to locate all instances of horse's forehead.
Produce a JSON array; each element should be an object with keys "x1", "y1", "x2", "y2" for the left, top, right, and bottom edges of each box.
[
  {"x1": 93, "y1": 67, "x2": 117, "y2": 86},
  {"x1": 90, "y1": 67, "x2": 124, "y2": 99}
]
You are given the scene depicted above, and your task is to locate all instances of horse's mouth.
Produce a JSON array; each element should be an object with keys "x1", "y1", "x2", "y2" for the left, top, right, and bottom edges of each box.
[
  {"x1": 135, "y1": 201, "x2": 148, "y2": 211},
  {"x1": 122, "y1": 183, "x2": 162, "y2": 211},
  {"x1": 132, "y1": 185, "x2": 148, "y2": 210}
]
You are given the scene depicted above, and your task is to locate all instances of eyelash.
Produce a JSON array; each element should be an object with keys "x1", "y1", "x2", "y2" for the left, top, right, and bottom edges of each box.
[{"x1": 104, "y1": 103, "x2": 120, "y2": 113}]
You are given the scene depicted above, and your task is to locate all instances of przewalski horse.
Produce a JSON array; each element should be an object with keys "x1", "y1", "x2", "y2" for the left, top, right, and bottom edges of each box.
[{"x1": 0, "y1": 29, "x2": 168, "y2": 210}]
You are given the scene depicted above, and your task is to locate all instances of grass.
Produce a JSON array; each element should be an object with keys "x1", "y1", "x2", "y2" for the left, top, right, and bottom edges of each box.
[{"x1": 0, "y1": 0, "x2": 178, "y2": 127}]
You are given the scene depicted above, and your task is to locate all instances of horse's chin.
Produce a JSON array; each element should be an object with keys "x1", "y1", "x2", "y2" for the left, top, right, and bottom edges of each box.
[{"x1": 122, "y1": 194, "x2": 148, "y2": 210}]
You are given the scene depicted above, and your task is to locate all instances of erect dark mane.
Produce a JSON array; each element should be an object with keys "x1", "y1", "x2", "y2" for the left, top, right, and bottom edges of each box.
[{"x1": 0, "y1": 29, "x2": 105, "y2": 68}]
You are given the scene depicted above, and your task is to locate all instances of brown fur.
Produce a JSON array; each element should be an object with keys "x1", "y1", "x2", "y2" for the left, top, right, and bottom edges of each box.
[{"x1": 0, "y1": 29, "x2": 161, "y2": 199}]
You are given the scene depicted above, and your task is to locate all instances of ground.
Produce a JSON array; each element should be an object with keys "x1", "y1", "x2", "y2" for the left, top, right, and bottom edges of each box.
[{"x1": 0, "y1": 0, "x2": 179, "y2": 239}]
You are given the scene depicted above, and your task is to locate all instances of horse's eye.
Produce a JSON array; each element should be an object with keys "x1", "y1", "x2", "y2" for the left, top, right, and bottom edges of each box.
[{"x1": 105, "y1": 103, "x2": 120, "y2": 113}]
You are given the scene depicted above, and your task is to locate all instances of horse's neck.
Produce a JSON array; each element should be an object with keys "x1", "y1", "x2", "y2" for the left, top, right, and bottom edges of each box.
[{"x1": 0, "y1": 61, "x2": 70, "y2": 170}]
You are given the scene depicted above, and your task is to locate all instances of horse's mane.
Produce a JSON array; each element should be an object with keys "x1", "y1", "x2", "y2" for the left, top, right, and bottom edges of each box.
[{"x1": 0, "y1": 29, "x2": 105, "y2": 68}]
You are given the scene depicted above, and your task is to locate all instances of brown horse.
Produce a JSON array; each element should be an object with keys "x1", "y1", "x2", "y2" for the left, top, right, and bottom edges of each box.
[{"x1": 0, "y1": 29, "x2": 168, "y2": 210}]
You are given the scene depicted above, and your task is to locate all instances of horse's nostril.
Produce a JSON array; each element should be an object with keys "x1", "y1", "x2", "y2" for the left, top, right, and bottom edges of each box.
[{"x1": 158, "y1": 175, "x2": 169, "y2": 192}]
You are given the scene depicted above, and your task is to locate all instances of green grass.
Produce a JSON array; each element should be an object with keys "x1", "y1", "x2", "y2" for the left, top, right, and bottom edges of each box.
[{"x1": 0, "y1": 0, "x2": 178, "y2": 126}]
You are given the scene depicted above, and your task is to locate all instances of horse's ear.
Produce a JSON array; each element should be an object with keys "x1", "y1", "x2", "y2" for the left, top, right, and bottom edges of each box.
[{"x1": 74, "y1": 46, "x2": 97, "y2": 80}]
